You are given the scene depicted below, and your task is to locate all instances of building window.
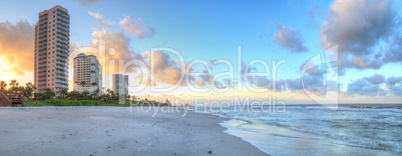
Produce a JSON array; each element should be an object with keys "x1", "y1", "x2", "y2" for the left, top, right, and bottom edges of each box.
[{"x1": 53, "y1": 15, "x2": 55, "y2": 18}]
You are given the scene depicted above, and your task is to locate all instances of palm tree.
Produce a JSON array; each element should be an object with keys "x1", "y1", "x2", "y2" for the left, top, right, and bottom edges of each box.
[
  {"x1": 0, "y1": 81, "x2": 7, "y2": 91},
  {"x1": 9, "y1": 80, "x2": 19, "y2": 87},
  {"x1": 67, "y1": 91, "x2": 80, "y2": 100},
  {"x1": 80, "y1": 81, "x2": 86, "y2": 88},
  {"x1": 82, "y1": 90, "x2": 90, "y2": 99},
  {"x1": 25, "y1": 82, "x2": 36, "y2": 99},
  {"x1": 44, "y1": 88, "x2": 55, "y2": 99},
  {"x1": 93, "y1": 88, "x2": 100, "y2": 99},
  {"x1": 9, "y1": 80, "x2": 19, "y2": 93},
  {"x1": 127, "y1": 95, "x2": 131, "y2": 102},
  {"x1": 131, "y1": 95, "x2": 138, "y2": 101},
  {"x1": 91, "y1": 82, "x2": 98, "y2": 89},
  {"x1": 57, "y1": 89, "x2": 68, "y2": 100},
  {"x1": 91, "y1": 82, "x2": 98, "y2": 97}
]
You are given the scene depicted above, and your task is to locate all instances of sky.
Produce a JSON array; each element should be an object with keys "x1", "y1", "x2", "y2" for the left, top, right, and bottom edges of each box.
[{"x1": 0, "y1": 0, "x2": 401, "y2": 104}]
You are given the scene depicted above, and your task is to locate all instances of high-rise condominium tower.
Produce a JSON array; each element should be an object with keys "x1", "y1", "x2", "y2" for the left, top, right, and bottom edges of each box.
[
  {"x1": 73, "y1": 53, "x2": 102, "y2": 96},
  {"x1": 113, "y1": 74, "x2": 129, "y2": 95},
  {"x1": 34, "y1": 5, "x2": 70, "y2": 94}
]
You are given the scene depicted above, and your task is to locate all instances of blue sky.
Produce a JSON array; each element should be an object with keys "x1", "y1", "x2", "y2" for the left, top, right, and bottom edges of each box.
[{"x1": 0, "y1": 0, "x2": 401, "y2": 104}]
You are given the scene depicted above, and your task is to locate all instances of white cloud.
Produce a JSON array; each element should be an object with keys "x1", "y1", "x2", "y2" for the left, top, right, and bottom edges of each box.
[
  {"x1": 88, "y1": 11, "x2": 114, "y2": 28},
  {"x1": 273, "y1": 23, "x2": 308, "y2": 53},
  {"x1": 320, "y1": 0, "x2": 400, "y2": 70},
  {"x1": 119, "y1": 16, "x2": 155, "y2": 39}
]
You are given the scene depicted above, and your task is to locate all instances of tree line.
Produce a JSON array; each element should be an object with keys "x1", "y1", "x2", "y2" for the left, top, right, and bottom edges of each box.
[{"x1": 0, "y1": 80, "x2": 138, "y2": 103}]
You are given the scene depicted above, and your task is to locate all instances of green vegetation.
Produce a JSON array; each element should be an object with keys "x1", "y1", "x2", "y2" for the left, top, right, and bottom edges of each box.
[
  {"x1": 24, "y1": 99, "x2": 168, "y2": 107},
  {"x1": 1, "y1": 80, "x2": 172, "y2": 107}
]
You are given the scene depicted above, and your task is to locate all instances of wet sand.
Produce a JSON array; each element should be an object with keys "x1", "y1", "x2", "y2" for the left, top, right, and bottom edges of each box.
[{"x1": 0, "y1": 107, "x2": 267, "y2": 155}]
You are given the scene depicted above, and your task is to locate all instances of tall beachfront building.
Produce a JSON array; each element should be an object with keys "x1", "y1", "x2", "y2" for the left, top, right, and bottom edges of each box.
[
  {"x1": 73, "y1": 53, "x2": 102, "y2": 95},
  {"x1": 112, "y1": 74, "x2": 129, "y2": 95},
  {"x1": 34, "y1": 5, "x2": 70, "y2": 94}
]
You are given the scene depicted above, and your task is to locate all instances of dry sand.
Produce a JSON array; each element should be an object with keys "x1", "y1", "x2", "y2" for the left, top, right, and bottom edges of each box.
[{"x1": 0, "y1": 107, "x2": 267, "y2": 155}]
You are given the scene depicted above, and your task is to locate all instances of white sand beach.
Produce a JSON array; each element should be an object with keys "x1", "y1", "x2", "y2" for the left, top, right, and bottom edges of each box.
[{"x1": 0, "y1": 107, "x2": 267, "y2": 156}]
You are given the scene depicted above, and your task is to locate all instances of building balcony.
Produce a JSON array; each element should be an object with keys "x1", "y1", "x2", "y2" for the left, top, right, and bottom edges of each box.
[
  {"x1": 39, "y1": 29, "x2": 48, "y2": 34},
  {"x1": 57, "y1": 16, "x2": 70, "y2": 24},
  {"x1": 56, "y1": 65, "x2": 68, "y2": 71},
  {"x1": 38, "y1": 47, "x2": 48, "y2": 51},
  {"x1": 56, "y1": 70, "x2": 68, "y2": 76},
  {"x1": 57, "y1": 21, "x2": 69, "y2": 29},
  {"x1": 56, "y1": 57, "x2": 68, "y2": 63},
  {"x1": 56, "y1": 73, "x2": 68, "y2": 78},
  {"x1": 37, "y1": 65, "x2": 46, "y2": 68},
  {"x1": 55, "y1": 79, "x2": 68, "y2": 85},
  {"x1": 56, "y1": 38, "x2": 68, "y2": 45},
  {"x1": 56, "y1": 35, "x2": 69, "y2": 42},
  {"x1": 56, "y1": 43, "x2": 69, "y2": 51},
  {"x1": 56, "y1": 10, "x2": 69, "y2": 18},
  {"x1": 39, "y1": 20, "x2": 48, "y2": 25},
  {"x1": 38, "y1": 44, "x2": 47, "y2": 48},
  {"x1": 56, "y1": 84, "x2": 68, "y2": 88},
  {"x1": 38, "y1": 77, "x2": 47, "y2": 81},
  {"x1": 56, "y1": 48, "x2": 69, "y2": 54},
  {"x1": 56, "y1": 29, "x2": 69, "y2": 36},
  {"x1": 56, "y1": 36, "x2": 68, "y2": 42},
  {"x1": 57, "y1": 24, "x2": 69, "y2": 32},
  {"x1": 56, "y1": 52, "x2": 69, "y2": 59},
  {"x1": 56, "y1": 25, "x2": 69, "y2": 33}
]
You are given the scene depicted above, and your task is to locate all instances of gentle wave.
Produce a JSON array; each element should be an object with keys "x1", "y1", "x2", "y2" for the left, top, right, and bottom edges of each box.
[
  {"x1": 287, "y1": 126, "x2": 401, "y2": 153},
  {"x1": 195, "y1": 104, "x2": 402, "y2": 155}
]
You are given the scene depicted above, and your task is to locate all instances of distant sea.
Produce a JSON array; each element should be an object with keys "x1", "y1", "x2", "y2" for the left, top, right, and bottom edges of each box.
[{"x1": 194, "y1": 104, "x2": 402, "y2": 156}]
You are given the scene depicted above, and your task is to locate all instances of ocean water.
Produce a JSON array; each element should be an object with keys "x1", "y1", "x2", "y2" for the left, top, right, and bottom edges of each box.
[{"x1": 195, "y1": 104, "x2": 402, "y2": 156}]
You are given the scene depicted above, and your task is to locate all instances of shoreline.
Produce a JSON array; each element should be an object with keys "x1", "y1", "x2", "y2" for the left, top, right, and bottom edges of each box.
[{"x1": 0, "y1": 107, "x2": 268, "y2": 155}]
